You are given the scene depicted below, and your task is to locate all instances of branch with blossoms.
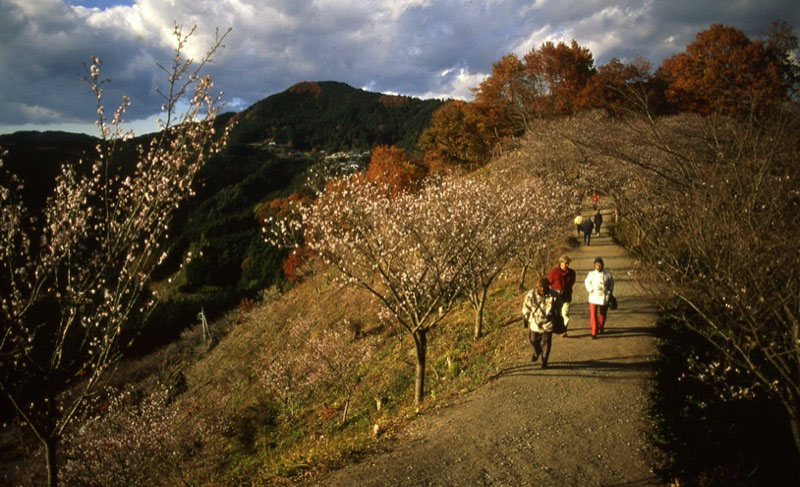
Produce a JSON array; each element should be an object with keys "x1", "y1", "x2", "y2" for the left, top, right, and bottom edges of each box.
[
  {"x1": 305, "y1": 324, "x2": 379, "y2": 425},
  {"x1": 60, "y1": 387, "x2": 183, "y2": 487},
  {"x1": 0, "y1": 25, "x2": 232, "y2": 487}
]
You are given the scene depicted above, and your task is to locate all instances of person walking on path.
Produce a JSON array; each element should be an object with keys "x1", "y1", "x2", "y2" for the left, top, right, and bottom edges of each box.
[
  {"x1": 521, "y1": 277, "x2": 562, "y2": 368},
  {"x1": 580, "y1": 218, "x2": 594, "y2": 246},
  {"x1": 546, "y1": 255, "x2": 576, "y2": 337},
  {"x1": 591, "y1": 191, "x2": 599, "y2": 210},
  {"x1": 574, "y1": 215, "x2": 583, "y2": 236},
  {"x1": 593, "y1": 210, "x2": 603, "y2": 236},
  {"x1": 584, "y1": 257, "x2": 614, "y2": 339}
]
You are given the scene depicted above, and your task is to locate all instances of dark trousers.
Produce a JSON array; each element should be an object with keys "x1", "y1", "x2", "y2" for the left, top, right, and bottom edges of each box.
[
  {"x1": 583, "y1": 231, "x2": 591, "y2": 245},
  {"x1": 529, "y1": 331, "x2": 552, "y2": 365}
]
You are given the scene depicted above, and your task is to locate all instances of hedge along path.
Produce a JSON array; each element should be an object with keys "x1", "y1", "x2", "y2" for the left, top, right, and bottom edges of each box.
[{"x1": 310, "y1": 202, "x2": 664, "y2": 487}]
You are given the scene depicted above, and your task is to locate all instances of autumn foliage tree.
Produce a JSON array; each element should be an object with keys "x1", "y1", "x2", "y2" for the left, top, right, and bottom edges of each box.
[
  {"x1": 473, "y1": 54, "x2": 532, "y2": 136},
  {"x1": 764, "y1": 20, "x2": 800, "y2": 101},
  {"x1": 0, "y1": 26, "x2": 230, "y2": 487},
  {"x1": 657, "y1": 23, "x2": 792, "y2": 115},
  {"x1": 426, "y1": 39, "x2": 600, "y2": 171},
  {"x1": 418, "y1": 100, "x2": 492, "y2": 168},
  {"x1": 365, "y1": 144, "x2": 426, "y2": 195},
  {"x1": 580, "y1": 57, "x2": 661, "y2": 115},
  {"x1": 523, "y1": 40, "x2": 597, "y2": 116}
]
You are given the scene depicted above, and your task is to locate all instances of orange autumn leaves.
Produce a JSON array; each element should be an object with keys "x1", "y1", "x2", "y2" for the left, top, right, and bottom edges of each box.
[
  {"x1": 658, "y1": 23, "x2": 795, "y2": 115},
  {"x1": 421, "y1": 22, "x2": 798, "y2": 168}
]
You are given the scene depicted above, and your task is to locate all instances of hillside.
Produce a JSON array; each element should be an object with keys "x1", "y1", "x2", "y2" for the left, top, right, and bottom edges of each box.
[
  {"x1": 232, "y1": 81, "x2": 444, "y2": 152},
  {"x1": 4, "y1": 107, "x2": 800, "y2": 486}
]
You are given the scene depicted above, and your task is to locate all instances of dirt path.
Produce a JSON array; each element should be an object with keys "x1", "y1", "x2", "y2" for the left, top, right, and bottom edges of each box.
[{"x1": 310, "y1": 208, "x2": 664, "y2": 487}]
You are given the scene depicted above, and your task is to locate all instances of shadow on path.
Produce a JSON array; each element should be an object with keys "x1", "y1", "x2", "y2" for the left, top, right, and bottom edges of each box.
[{"x1": 491, "y1": 353, "x2": 656, "y2": 381}]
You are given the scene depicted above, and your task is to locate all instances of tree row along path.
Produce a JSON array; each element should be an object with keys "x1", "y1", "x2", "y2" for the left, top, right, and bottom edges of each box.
[{"x1": 310, "y1": 204, "x2": 664, "y2": 487}]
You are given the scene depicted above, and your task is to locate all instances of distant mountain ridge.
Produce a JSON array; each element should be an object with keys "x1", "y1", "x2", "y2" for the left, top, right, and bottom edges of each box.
[{"x1": 232, "y1": 80, "x2": 445, "y2": 151}]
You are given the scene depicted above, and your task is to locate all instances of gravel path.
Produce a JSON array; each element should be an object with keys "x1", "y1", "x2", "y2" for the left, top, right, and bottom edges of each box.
[{"x1": 310, "y1": 210, "x2": 664, "y2": 487}]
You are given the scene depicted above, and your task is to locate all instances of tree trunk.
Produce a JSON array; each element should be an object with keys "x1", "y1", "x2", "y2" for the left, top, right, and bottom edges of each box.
[
  {"x1": 45, "y1": 435, "x2": 58, "y2": 487},
  {"x1": 413, "y1": 329, "x2": 427, "y2": 406},
  {"x1": 518, "y1": 264, "x2": 529, "y2": 292},
  {"x1": 473, "y1": 287, "x2": 488, "y2": 339}
]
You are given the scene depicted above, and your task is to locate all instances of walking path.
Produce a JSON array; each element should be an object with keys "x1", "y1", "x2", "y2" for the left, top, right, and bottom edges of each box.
[{"x1": 311, "y1": 207, "x2": 664, "y2": 486}]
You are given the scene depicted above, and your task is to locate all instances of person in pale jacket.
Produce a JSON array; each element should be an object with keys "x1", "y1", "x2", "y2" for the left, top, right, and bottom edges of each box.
[
  {"x1": 584, "y1": 257, "x2": 614, "y2": 339},
  {"x1": 521, "y1": 277, "x2": 562, "y2": 368},
  {"x1": 574, "y1": 215, "x2": 583, "y2": 236}
]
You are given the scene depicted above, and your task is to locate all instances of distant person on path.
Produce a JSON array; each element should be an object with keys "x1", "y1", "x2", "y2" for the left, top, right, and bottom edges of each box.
[
  {"x1": 580, "y1": 218, "x2": 594, "y2": 246},
  {"x1": 546, "y1": 255, "x2": 576, "y2": 337},
  {"x1": 574, "y1": 215, "x2": 583, "y2": 236},
  {"x1": 591, "y1": 191, "x2": 599, "y2": 210},
  {"x1": 584, "y1": 257, "x2": 614, "y2": 339},
  {"x1": 521, "y1": 277, "x2": 562, "y2": 368},
  {"x1": 594, "y1": 210, "x2": 603, "y2": 236}
]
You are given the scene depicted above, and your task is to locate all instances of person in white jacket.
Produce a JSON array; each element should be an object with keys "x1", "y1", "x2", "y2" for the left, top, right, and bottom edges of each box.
[
  {"x1": 584, "y1": 257, "x2": 614, "y2": 338},
  {"x1": 521, "y1": 277, "x2": 562, "y2": 368}
]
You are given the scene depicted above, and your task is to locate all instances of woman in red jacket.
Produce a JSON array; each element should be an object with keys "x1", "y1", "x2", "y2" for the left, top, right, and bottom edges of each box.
[{"x1": 546, "y1": 255, "x2": 576, "y2": 337}]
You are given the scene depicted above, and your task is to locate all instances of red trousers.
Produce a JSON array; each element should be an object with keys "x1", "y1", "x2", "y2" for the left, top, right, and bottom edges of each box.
[{"x1": 589, "y1": 303, "x2": 607, "y2": 336}]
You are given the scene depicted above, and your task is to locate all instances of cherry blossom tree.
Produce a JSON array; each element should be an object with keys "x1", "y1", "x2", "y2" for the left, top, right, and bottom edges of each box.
[
  {"x1": 60, "y1": 387, "x2": 186, "y2": 487},
  {"x1": 0, "y1": 26, "x2": 230, "y2": 487},
  {"x1": 266, "y1": 175, "x2": 477, "y2": 404},
  {"x1": 258, "y1": 311, "x2": 379, "y2": 425},
  {"x1": 460, "y1": 169, "x2": 577, "y2": 338},
  {"x1": 265, "y1": 168, "x2": 577, "y2": 404}
]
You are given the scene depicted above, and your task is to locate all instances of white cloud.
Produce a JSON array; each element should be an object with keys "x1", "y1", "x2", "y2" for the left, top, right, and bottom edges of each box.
[
  {"x1": 15, "y1": 102, "x2": 68, "y2": 121},
  {"x1": 418, "y1": 67, "x2": 487, "y2": 101},
  {"x1": 1, "y1": 0, "x2": 798, "y2": 135}
]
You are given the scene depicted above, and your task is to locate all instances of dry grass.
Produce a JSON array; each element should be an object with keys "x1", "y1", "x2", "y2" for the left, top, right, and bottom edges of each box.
[{"x1": 148, "y1": 225, "x2": 575, "y2": 484}]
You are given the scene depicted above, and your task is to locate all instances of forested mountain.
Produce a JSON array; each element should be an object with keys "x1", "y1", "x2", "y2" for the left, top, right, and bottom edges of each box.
[
  {"x1": 0, "y1": 82, "x2": 445, "y2": 349},
  {"x1": 233, "y1": 80, "x2": 444, "y2": 152}
]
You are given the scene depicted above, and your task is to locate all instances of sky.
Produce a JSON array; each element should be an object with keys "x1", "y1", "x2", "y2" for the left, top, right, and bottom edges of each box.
[{"x1": 1, "y1": 0, "x2": 798, "y2": 137}]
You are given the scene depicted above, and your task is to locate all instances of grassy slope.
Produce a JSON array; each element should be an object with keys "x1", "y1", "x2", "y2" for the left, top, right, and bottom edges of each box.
[{"x1": 174, "y1": 246, "x2": 566, "y2": 484}]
